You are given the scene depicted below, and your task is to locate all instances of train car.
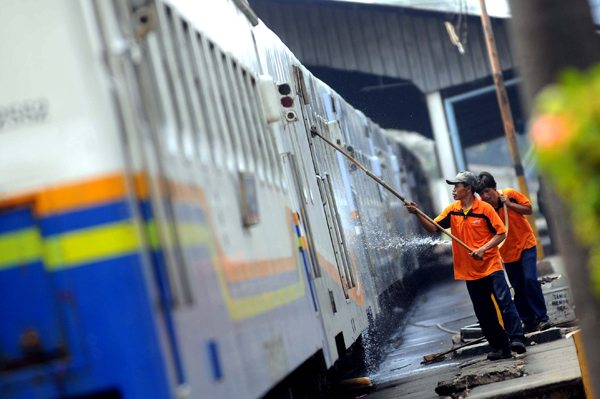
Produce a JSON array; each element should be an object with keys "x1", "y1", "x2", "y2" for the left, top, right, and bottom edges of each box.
[{"x1": 0, "y1": 1, "x2": 441, "y2": 398}]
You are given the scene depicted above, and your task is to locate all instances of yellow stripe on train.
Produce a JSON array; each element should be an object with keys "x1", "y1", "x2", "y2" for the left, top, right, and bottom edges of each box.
[
  {"x1": 0, "y1": 222, "x2": 141, "y2": 271},
  {"x1": 45, "y1": 223, "x2": 140, "y2": 270},
  {"x1": 0, "y1": 228, "x2": 43, "y2": 270},
  {"x1": 0, "y1": 216, "x2": 307, "y2": 320}
]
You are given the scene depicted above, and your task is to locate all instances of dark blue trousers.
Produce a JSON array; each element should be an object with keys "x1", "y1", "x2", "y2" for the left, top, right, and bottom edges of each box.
[
  {"x1": 466, "y1": 270, "x2": 525, "y2": 351},
  {"x1": 504, "y1": 246, "x2": 549, "y2": 327}
]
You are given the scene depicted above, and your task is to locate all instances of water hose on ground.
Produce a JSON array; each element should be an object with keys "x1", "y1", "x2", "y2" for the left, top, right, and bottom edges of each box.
[{"x1": 407, "y1": 322, "x2": 459, "y2": 335}]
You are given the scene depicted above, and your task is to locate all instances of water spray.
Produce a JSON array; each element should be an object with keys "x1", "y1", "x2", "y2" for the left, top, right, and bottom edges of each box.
[{"x1": 310, "y1": 127, "x2": 474, "y2": 253}]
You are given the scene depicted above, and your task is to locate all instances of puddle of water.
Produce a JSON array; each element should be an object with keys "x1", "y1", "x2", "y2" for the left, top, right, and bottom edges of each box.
[{"x1": 370, "y1": 362, "x2": 461, "y2": 384}]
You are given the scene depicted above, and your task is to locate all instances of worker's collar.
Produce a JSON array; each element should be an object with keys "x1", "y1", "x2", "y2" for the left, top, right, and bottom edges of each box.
[{"x1": 460, "y1": 195, "x2": 479, "y2": 211}]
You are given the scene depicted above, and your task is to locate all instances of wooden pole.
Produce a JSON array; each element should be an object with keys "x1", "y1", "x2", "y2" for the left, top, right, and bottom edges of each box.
[
  {"x1": 311, "y1": 129, "x2": 474, "y2": 253},
  {"x1": 478, "y1": 0, "x2": 544, "y2": 259}
]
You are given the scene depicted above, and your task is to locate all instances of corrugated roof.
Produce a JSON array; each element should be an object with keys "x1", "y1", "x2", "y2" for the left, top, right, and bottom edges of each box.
[
  {"x1": 330, "y1": 0, "x2": 512, "y2": 18},
  {"x1": 250, "y1": 0, "x2": 515, "y2": 92}
]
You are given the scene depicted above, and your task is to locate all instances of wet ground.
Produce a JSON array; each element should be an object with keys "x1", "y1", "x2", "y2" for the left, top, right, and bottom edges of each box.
[
  {"x1": 361, "y1": 278, "x2": 584, "y2": 398},
  {"x1": 365, "y1": 279, "x2": 477, "y2": 398}
]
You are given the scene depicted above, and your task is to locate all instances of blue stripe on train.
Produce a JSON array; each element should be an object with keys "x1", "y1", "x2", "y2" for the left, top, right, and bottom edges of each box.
[
  {"x1": 38, "y1": 200, "x2": 132, "y2": 236},
  {"x1": 171, "y1": 201, "x2": 208, "y2": 224},
  {"x1": 0, "y1": 250, "x2": 172, "y2": 398},
  {"x1": 139, "y1": 200, "x2": 153, "y2": 221},
  {"x1": 140, "y1": 198, "x2": 209, "y2": 225},
  {"x1": 0, "y1": 208, "x2": 33, "y2": 234},
  {"x1": 148, "y1": 248, "x2": 187, "y2": 385},
  {"x1": 60, "y1": 253, "x2": 170, "y2": 398},
  {"x1": 0, "y1": 260, "x2": 63, "y2": 359}
]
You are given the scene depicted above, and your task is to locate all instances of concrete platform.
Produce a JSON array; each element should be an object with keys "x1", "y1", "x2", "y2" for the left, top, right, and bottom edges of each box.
[
  {"x1": 454, "y1": 328, "x2": 563, "y2": 358},
  {"x1": 364, "y1": 279, "x2": 583, "y2": 399},
  {"x1": 466, "y1": 338, "x2": 584, "y2": 399}
]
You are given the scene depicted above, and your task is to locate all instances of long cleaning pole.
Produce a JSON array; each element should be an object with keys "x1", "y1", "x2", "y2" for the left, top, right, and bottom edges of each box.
[{"x1": 310, "y1": 129, "x2": 474, "y2": 253}]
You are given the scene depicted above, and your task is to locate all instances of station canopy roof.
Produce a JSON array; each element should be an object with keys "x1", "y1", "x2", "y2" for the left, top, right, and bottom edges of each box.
[
  {"x1": 251, "y1": 0, "x2": 515, "y2": 93},
  {"x1": 332, "y1": 0, "x2": 600, "y2": 23},
  {"x1": 330, "y1": 0, "x2": 510, "y2": 18}
]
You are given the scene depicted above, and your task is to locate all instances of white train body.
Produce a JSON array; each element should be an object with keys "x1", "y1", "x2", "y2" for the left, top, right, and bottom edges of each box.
[{"x1": 0, "y1": 1, "x2": 437, "y2": 398}]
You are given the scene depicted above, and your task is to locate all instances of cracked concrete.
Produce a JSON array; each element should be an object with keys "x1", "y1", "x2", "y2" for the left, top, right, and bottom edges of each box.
[{"x1": 435, "y1": 358, "x2": 524, "y2": 396}]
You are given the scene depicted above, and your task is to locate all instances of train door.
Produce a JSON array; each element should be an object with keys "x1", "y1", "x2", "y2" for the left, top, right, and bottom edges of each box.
[
  {"x1": 318, "y1": 173, "x2": 355, "y2": 296},
  {"x1": 0, "y1": 206, "x2": 68, "y2": 375},
  {"x1": 291, "y1": 67, "x2": 356, "y2": 296},
  {"x1": 92, "y1": 1, "x2": 190, "y2": 393}
]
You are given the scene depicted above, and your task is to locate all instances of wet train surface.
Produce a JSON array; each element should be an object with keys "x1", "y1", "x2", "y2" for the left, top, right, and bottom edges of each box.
[{"x1": 0, "y1": 1, "x2": 450, "y2": 398}]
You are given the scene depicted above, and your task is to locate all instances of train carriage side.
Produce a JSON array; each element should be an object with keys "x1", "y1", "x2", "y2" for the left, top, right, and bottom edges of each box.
[
  {"x1": 365, "y1": 123, "x2": 404, "y2": 293},
  {"x1": 383, "y1": 134, "x2": 421, "y2": 278},
  {"x1": 315, "y1": 90, "x2": 382, "y2": 328},
  {"x1": 324, "y1": 98, "x2": 382, "y2": 315},
  {"x1": 0, "y1": 1, "x2": 330, "y2": 398},
  {"x1": 113, "y1": 1, "x2": 338, "y2": 398},
  {"x1": 335, "y1": 106, "x2": 392, "y2": 303},
  {"x1": 252, "y1": 24, "x2": 372, "y2": 370},
  {"x1": 0, "y1": 0, "x2": 443, "y2": 398},
  {"x1": 0, "y1": 1, "x2": 175, "y2": 398}
]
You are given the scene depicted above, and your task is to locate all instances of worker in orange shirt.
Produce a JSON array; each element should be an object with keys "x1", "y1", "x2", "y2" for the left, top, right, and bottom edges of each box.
[
  {"x1": 406, "y1": 171, "x2": 526, "y2": 360},
  {"x1": 477, "y1": 172, "x2": 552, "y2": 333}
]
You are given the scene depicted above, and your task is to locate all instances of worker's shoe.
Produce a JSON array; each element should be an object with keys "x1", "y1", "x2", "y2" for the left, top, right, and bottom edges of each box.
[
  {"x1": 510, "y1": 341, "x2": 527, "y2": 354},
  {"x1": 539, "y1": 320, "x2": 553, "y2": 331},
  {"x1": 523, "y1": 323, "x2": 540, "y2": 334},
  {"x1": 487, "y1": 348, "x2": 512, "y2": 361}
]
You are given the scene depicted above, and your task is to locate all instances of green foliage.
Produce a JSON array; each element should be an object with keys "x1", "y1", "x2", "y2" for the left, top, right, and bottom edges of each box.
[{"x1": 532, "y1": 65, "x2": 600, "y2": 297}]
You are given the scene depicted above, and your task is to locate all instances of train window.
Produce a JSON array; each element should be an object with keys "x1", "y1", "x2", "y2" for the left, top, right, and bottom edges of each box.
[
  {"x1": 223, "y1": 58, "x2": 254, "y2": 174},
  {"x1": 207, "y1": 42, "x2": 236, "y2": 172},
  {"x1": 245, "y1": 72, "x2": 266, "y2": 183},
  {"x1": 248, "y1": 78, "x2": 281, "y2": 189},
  {"x1": 265, "y1": 126, "x2": 281, "y2": 189},
  {"x1": 248, "y1": 78, "x2": 274, "y2": 186},
  {"x1": 261, "y1": 102, "x2": 281, "y2": 189},
  {"x1": 232, "y1": 67, "x2": 262, "y2": 178},
  {"x1": 208, "y1": 49, "x2": 244, "y2": 172},
  {"x1": 145, "y1": 24, "x2": 179, "y2": 155},
  {"x1": 194, "y1": 34, "x2": 228, "y2": 169},
  {"x1": 172, "y1": 18, "x2": 210, "y2": 162},
  {"x1": 270, "y1": 127, "x2": 284, "y2": 191},
  {"x1": 175, "y1": 19, "x2": 210, "y2": 164},
  {"x1": 180, "y1": 24, "x2": 215, "y2": 166},
  {"x1": 249, "y1": 76, "x2": 281, "y2": 189},
  {"x1": 162, "y1": 6, "x2": 195, "y2": 161},
  {"x1": 219, "y1": 54, "x2": 248, "y2": 172},
  {"x1": 242, "y1": 76, "x2": 267, "y2": 183}
]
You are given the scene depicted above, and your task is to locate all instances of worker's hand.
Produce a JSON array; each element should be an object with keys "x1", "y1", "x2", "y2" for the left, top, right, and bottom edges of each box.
[
  {"x1": 469, "y1": 247, "x2": 485, "y2": 261},
  {"x1": 405, "y1": 201, "x2": 419, "y2": 214},
  {"x1": 499, "y1": 194, "x2": 509, "y2": 204}
]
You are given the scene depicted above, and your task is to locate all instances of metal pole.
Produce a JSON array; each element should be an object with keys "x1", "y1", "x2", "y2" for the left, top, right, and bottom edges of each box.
[
  {"x1": 478, "y1": 0, "x2": 544, "y2": 258},
  {"x1": 507, "y1": 0, "x2": 600, "y2": 396}
]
